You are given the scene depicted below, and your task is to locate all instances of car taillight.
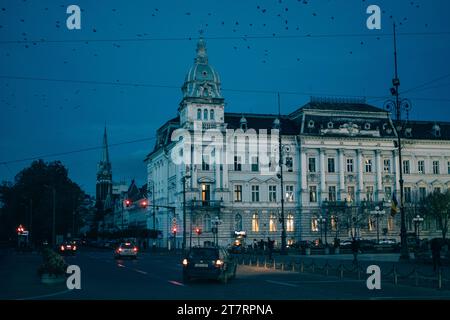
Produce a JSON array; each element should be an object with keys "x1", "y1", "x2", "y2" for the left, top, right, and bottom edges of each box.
[
  {"x1": 215, "y1": 259, "x2": 223, "y2": 267},
  {"x1": 60, "y1": 245, "x2": 65, "y2": 251},
  {"x1": 73, "y1": 246, "x2": 77, "y2": 250},
  {"x1": 118, "y1": 248, "x2": 123, "y2": 252},
  {"x1": 182, "y1": 258, "x2": 188, "y2": 266},
  {"x1": 133, "y1": 247, "x2": 138, "y2": 252}
]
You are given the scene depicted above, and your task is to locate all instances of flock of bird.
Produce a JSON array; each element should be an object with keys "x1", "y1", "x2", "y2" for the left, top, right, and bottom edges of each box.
[{"x1": 0, "y1": 0, "x2": 435, "y2": 112}]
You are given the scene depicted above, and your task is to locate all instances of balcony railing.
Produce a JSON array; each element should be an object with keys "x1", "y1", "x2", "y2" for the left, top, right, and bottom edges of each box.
[{"x1": 189, "y1": 200, "x2": 223, "y2": 208}]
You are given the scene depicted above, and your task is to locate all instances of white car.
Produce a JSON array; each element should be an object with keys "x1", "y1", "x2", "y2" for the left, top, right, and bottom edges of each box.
[{"x1": 114, "y1": 242, "x2": 138, "y2": 259}]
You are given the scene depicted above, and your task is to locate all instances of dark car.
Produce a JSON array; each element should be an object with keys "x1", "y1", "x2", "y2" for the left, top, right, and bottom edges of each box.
[
  {"x1": 182, "y1": 246, "x2": 237, "y2": 283},
  {"x1": 58, "y1": 241, "x2": 77, "y2": 255}
]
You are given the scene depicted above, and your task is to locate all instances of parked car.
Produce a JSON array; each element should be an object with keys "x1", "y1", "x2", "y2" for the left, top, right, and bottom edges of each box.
[
  {"x1": 58, "y1": 241, "x2": 77, "y2": 255},
  {"x1": 114, "y1": 242, "x2": 138, "y2": 259},
  {"x1": 182, "y1": 246, "x2": 237, "y2": 283}
]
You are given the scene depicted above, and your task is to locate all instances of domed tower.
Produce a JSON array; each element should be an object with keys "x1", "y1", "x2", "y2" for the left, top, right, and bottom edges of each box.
[{"x1": 178, "y1": 37, "x2": 225, "y2": 128}]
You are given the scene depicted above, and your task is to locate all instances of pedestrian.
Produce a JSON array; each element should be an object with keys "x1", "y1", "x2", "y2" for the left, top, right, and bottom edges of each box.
[
  {"x1": 267, "y1": 237, "x2": 274, "y2": 260},
  {"x1": 431, "y1": 238, "x2": 441, "y2": 272}
]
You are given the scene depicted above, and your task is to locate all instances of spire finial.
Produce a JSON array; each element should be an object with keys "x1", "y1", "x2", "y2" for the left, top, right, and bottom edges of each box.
[{"x1": 195, "y1": 33, "x2": 208, "y2": 64}]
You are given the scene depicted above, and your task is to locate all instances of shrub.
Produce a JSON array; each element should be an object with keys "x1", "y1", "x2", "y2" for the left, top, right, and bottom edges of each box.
[{"x1": 38, "y1": 248, "x2": 67, "y2": 277}]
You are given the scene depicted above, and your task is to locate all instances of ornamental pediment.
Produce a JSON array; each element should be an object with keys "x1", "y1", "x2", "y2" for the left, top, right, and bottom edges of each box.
[{"x1": 320, "y1": 122, "x2": 380, "y2": 137}]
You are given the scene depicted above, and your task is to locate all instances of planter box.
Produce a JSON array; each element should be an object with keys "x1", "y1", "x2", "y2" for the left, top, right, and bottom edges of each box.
[{"x1": 41, "y1": 273, "x2": 66, "y2": 285}]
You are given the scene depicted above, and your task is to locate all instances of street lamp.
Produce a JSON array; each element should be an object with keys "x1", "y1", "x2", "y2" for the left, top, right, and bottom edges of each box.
[
  {"x1": 181, "y1": 173, "x2": 191, "y2": 251},
  {"x1": 412, "y1": 214, "x2": 424, "y2": 244},
  {"x1": 370, "y1": 206, "x2": 385, "y2": 244},
  {"x1": 384, "y1": 22, "x2": 412, "y2": 261},
  {"x1": 318, "y1": 215, "x2": 327, "y2": 245}
]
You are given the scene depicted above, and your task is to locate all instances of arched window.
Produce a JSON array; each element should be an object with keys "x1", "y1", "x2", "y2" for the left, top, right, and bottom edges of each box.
[
  {"x1": 252, "y1": 213, "x2": 259, "y2": 232},
  {"x1": 203, "y1": 109, "x2": 208, "y2": 120},
  {"x1": 197, "y1": 108, "x2": 202, "y2": 120},
  {"x1": 234, "y1": 213, "x2": 242, "y2": 231},
  {"x1": 269, "y1": 213, "x2": 277, "y2": 232},
  {"x1": 203, "y1": 214, "x2": 211, "y2": 232},
  {"x1": 210, "y1": 109, "x2": 215, "y2": 120},
  {"x1": 287, "y1": 213, "x2": 294, "y2": 232}
]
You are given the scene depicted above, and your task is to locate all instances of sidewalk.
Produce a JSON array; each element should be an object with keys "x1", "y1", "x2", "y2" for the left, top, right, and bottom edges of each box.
[
  {"x1": 237, "y1": 252, "x2": 450, "y2": 290},
  {"x1": 0, "y1": 249, "x2": 68, "y2": 300}
]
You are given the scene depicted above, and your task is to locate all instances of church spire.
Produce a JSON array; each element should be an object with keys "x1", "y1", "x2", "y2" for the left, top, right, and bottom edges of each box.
[{"x1": 102, "y1": 126, "x2": 110, "y2": 163}]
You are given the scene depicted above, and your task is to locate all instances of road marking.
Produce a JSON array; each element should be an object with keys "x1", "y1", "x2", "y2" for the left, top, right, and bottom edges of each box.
[
  {"x1": 266, "y1": 280, "x2": 298, "y2": 287},
  {"x1": 134, "y1": 269, "x2": 148, "y2": 275},
  {"x1": 168, "y1": 280, "x2": 185, "y2": 286},
  {"x1": 117, "y1": 263, "x2": 125, "y2": 268},
  {"x1": 17, "y1": 290, "x2": 72, "y2": 300}
]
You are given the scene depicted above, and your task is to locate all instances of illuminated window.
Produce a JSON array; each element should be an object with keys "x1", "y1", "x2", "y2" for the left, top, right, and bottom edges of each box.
[
  {"x1": 331, "y1": 216, "x2": 338, "y2": 232},
  {"x1": 311, "y1": 217, "x2": 319, "y2": 232},
  {"x1": 269, "y1": 213, "x2": 277, "y2": 232},
  {"x1": 388, "y1": 216, "x2": 395, "y2": 231},
  {"x1": 234, "y1": 185, "x2": 242, "y2": 202},
  {"x1": 286, "y1": 213, "x2": 294, "y2": 232},
  {"x1": 252, "y1": 213, "x2": 259, "y2": 232},
  {"x1": 285, "y1": 185, "x2": 294, "y2": 202}
]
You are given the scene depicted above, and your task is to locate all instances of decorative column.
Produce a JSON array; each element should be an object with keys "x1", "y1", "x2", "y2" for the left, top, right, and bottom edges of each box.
[
  {"x1": 376, "y1": 150, "x2": 383, "y2": 201},
  {"x1": 357, "y1": 149, "x2": 364, "y2": 202},
  {"x1": 338, "y1": 148, "x2": 345, "y2": 200},
  {"x1": 394, "y1": 150, "x2": 400, "y2": 192},
  {"x1": 300, "y1": 148, "x2": 307, "y2": 192},
  {"x1": 319, "y1": 148, "x2": 326, "y2": 200}
]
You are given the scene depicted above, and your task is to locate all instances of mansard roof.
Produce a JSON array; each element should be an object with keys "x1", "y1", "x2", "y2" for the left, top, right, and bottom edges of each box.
[{"x1": 225, "y1": 113, "x2": 300, "y2": 135}]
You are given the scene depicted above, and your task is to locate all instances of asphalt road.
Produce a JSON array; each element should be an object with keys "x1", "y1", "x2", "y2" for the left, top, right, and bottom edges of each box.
[{"x1": 6, "y1": 248, "x2": 450, "y2": 300}]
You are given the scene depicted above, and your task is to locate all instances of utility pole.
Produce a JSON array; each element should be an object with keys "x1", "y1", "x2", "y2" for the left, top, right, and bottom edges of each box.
[
  {"x1": 52, "y1": 187, "x2": 56, "y2": 246},
  {"x1": 277, "y1": 93, "x2": 287, "y2": 255},
  {"x1": 392, "y1": 22, "x2": 409, "y2": 261}
]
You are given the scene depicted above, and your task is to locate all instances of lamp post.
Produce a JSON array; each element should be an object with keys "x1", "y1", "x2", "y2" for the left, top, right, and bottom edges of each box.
[
  {"x1": 181, "y1": 173, "x2": 191, "y2": 251},
  {"x1": 413, "y1": 214, "x2": 424, "y2": 244},
  {"x1": 318, "y1": 215, "x2": 327, "y2": 246},
  {"x1": 370, "y1": 206, "x2": 385, "y2": 244},
  {"x1": 275, "y1": 93, "x2": 287, "y2": 255},
  {"x1": 384, "y1": 22, "x2": 412, "y2": 261}
]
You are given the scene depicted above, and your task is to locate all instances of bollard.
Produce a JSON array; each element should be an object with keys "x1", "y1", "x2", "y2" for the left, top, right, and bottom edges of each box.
[
  {"x1": 415, "y1": 270, "x2": 419, "y2": 287},
  {"x1": 438, "y1": 269, "x2": 442, "y2": 290},
  {"x1": 300, "y1": 261, "x2": 304, "y2": 273},
  {"x1": 281, "y1": 262, "x2": 285, "y2": 271},
  {"x1": 393, "y1": 266, "x2": 398, "y2": 285},
  {"x1": 339, "y1": 265, "x2": 344, "y2": 279},
  {"x1": 273, "y1": 259, "x2": 276, "y2": 269},
  {"x1": 292, "y1": 261, "x2": 296, "y2": 272}
]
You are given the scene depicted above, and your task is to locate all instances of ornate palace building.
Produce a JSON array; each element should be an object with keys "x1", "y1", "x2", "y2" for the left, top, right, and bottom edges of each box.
[{"x1": 144, "y1": 38, "x2": 450, "y2": 249}]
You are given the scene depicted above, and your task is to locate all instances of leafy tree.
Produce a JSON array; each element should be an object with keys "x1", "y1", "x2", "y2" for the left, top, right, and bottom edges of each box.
[
  {"x1": 424, "y1": 190, "x2": 450, "y2": 240},
  {"x1": 0, "y1": 160, "x2": 90, "y2": 244}
]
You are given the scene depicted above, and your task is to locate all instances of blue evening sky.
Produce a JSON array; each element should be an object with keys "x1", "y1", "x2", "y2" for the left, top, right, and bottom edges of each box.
[{"x1": 1, "y1": 0, "x2": 449, "y2": 195}]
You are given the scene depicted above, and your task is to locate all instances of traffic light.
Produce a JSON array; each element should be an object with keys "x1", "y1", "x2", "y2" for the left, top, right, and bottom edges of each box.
[
  {"x1": 195, "y1": 227, "x2": 202, "y2": 235},
  {"x1": 172, "y1": 226, "x2": 177, "y2": 235},
  {"x1": 16, "y1": 225, "x2": 25, "y2": 235},
  {"x1": 124, "y1": 199, "x2": 132, "y2": 207},
  {"x1": 140, "y1": 199, "x2": 148, "y2": 208}
]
